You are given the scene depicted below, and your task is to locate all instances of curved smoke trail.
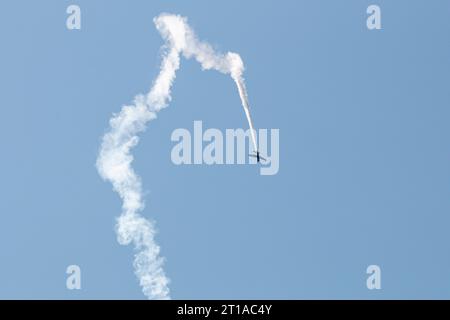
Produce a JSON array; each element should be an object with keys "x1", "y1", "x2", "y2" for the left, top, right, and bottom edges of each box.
[{"x1": 96, "y1": 13, "x2": 257, "y2": 299}]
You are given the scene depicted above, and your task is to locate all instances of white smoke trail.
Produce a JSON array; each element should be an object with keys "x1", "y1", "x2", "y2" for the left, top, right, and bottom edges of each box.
[
  {"x1": 96, "y1": 13, "x2": 257, "y2": 300},
  {"x1": 232, "y1": 76, "x2": 258, "y2": 152}
]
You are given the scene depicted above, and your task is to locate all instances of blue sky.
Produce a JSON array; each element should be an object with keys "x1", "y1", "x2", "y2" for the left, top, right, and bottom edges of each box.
[{"x1": 1, "y1": 0, "x2": 450, "y2": 299}]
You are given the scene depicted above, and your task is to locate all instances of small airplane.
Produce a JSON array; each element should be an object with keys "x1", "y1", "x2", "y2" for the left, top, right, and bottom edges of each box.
[{"x1": 249, "y1": 151, "x2": 266, "y2": 163}]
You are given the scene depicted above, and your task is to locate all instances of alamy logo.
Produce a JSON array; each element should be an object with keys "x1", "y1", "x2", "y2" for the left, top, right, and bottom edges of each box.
[
  {"x1": 66, "y1": 265, "x2": 81, "y2": 290},
  {"x1": 66, "y1": 5, "x2": 81, "y2": 30},
  {"x1": 366, "y1": 265, "x2": 381, "y2": 290},
  {"x1": 171, "y1": 121, "x2": 279, "y2": 176},
  {"x1": 367, "y1": 5, "x2": 381, "y2": 30}
]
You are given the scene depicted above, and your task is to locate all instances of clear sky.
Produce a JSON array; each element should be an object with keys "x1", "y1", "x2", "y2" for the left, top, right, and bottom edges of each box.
[{"x1": 1, "y1": 0, "x2": 450, "y2": 299}]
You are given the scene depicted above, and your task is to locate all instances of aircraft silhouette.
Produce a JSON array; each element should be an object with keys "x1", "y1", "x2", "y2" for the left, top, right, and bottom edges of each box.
[{"x1": 249, "y1": 151, "x2": 266, "y2": 163}]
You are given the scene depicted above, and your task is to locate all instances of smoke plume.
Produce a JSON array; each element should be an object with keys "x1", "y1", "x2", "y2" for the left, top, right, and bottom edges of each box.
[{"x1": 96, "y1": 13, "x2": 256, "y2": 299}]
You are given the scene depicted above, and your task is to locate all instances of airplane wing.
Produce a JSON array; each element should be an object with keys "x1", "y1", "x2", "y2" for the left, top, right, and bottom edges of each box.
[{"x1": 249, "y1": 154, "x2": 267, "y2": 162}]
